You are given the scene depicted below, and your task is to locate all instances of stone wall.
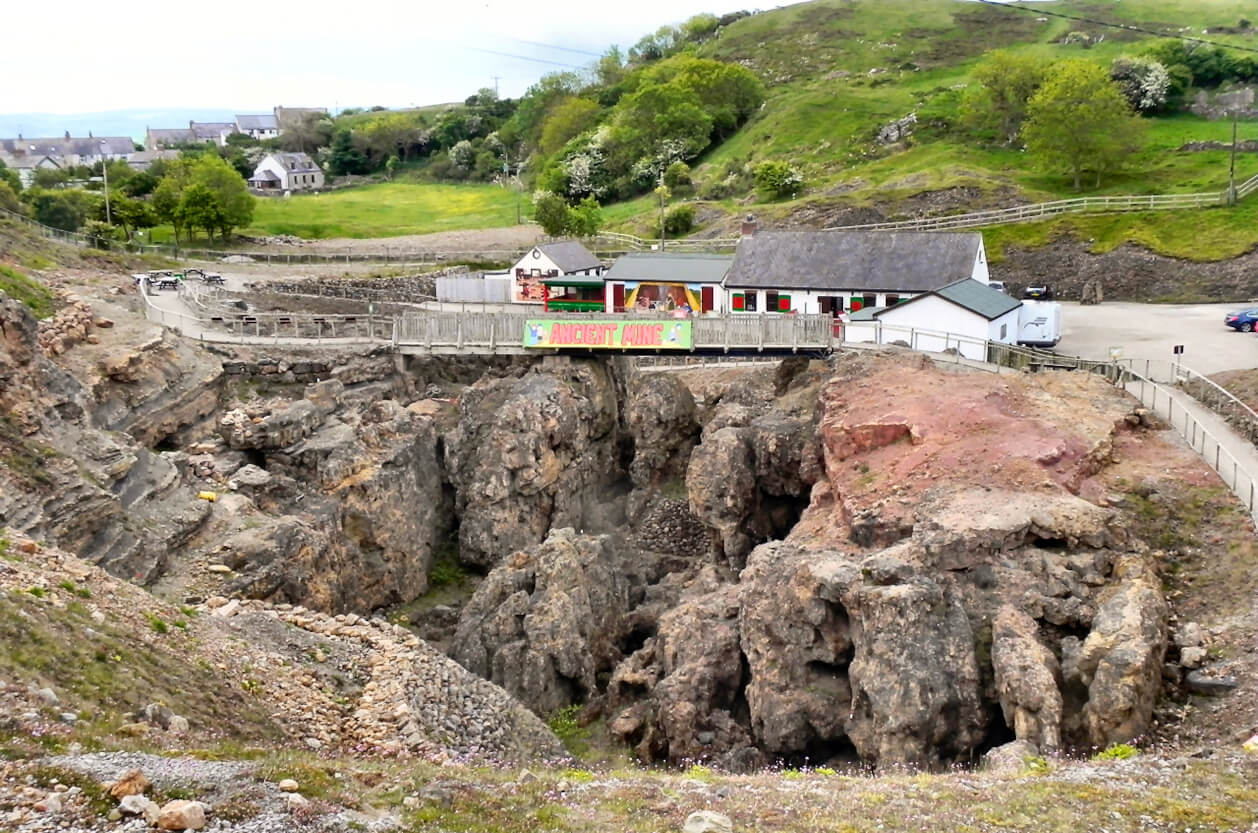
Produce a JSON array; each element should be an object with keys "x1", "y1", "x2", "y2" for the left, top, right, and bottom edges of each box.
[{"x1": 247, "y1": 266, "x2": 470, "y2": 305}]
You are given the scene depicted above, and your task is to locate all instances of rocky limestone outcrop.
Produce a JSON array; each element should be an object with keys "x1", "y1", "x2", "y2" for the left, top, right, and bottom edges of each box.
[
  {"x1": 0, "y1": 292, "x2": 209, "y2": 581},
  {"x1": 220, "y1": 392, "x2": 450, "y2": 612},
  {"x1": 992, "y1": 605, "x2": 1064, "y2": 753},
  {"x1": 444, "y1": 359, "x2": 627, "y2": 569},
  {"x1": 623, "y1": 372, "x2": 699, "y2": 493},
  {"x1": 687, "y1": 411, "x2": 822, "y2": 566},
  {"x1": 449, "y1": 529, "x2": 644, "y2": 716},
  {"x1": 608, "y1": 572, "x2": 759, "y2": 770}
]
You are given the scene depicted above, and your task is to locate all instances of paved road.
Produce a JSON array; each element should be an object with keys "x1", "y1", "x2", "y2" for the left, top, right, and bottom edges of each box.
[{"x1": 1059, "y1": 301, "x2": 1258, "y2": 374}]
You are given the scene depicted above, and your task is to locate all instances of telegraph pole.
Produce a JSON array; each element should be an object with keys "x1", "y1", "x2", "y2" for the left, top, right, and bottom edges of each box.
[{"x1": 492, "y1": 76, "x2": 501, "y2": 97}]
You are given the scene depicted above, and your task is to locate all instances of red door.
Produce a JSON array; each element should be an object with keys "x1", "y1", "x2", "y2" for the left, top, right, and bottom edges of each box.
[
  {"x1": 612, "y1": 283, "x2": 625, "y2": 313},
  {"x1": 701, "y1": 286, "x2": 714, "y2": 313}
]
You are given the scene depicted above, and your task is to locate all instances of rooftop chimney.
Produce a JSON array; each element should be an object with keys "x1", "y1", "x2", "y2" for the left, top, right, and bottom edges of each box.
[
  {"x1": 64, "y1": 130, "x2": 70, "y2": 140},
  {"x1": 740, "y1": 213, "x2": 757, "y2": 237}
]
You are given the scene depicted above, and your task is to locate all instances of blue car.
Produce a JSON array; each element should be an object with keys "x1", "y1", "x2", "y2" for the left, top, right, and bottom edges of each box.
[{"x1": 1225, "y1": 308, "x2": 1258, "y2": 332}]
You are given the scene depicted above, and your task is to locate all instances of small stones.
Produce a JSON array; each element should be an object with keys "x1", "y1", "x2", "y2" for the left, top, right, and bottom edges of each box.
[
  {"x1": 286, "y1": 793, "x2": 310, "y2": 809},
  {"x1": 120, "y1": 794, "x2": 160, "y2": 823},
  {"x1": 35, "y1": 687, "x2": 59, "y2": 706},
  {"x1": 277, "y1": 779, "x2": 299, "y2": 793},
  {"x1": 1178, "y1": 646, "x2": 1207, "y2": 669},
  {"x1": 207, "y1": 564, "x2": 234, "y2": 574},
  {"x1": 33, "y1": 792, "x2": 62, "y2": 814}
]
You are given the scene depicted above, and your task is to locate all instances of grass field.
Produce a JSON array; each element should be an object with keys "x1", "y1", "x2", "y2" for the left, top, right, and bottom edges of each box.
[{"x1": 244, "y1": 182, "x2": 527, "y2": 239}]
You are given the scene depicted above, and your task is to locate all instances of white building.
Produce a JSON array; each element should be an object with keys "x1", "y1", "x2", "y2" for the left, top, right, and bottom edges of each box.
[
  {"x1": 235, "y1": 114, "x2": 279, "y2": 141},
  {"x1": 601, "y1": 252, "x2": 731, "y2": 313},
  {"x1": 493, "y1": 241, "x2": 605, "y2": 304},
  {"x1": 844, "y1": 278, "x2": 1022, "y2": 361},
  {"x1": 248, "y1": 152, "x2": 324, "y2": 192},
  {"x1": 723, "y1": 229, "x2": 989, "y2": 315}
]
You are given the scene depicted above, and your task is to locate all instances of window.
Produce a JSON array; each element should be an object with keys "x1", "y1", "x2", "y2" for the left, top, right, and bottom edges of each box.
[
  {"x1": 885, "y1": 294, "x2": 900, "y2": 306},
  {"x1": 744, "y1": 292, "x2": 758, "y2": 312},
  {"x1": 862, "y1": 294, "x2": 877, "y2": 310},
  {"x1": 766, "y1": 291, "x2": 778, "y2": 310},
  {"x1": 818, "y1": 296, "x2": 841, "y2": 314},
  {"x1": 1000, "y1": 323, "x2": 1007, "y2": 339}
]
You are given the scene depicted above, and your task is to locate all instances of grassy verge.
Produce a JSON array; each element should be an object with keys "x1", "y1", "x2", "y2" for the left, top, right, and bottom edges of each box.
[{"x1": 0, "y1": 263, "x2": 55, "y2": 318}]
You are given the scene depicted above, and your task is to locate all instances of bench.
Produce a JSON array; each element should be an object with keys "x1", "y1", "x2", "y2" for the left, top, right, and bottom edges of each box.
[{"x1": 157, "y1": 280, "x2": 179, "y2": 291}]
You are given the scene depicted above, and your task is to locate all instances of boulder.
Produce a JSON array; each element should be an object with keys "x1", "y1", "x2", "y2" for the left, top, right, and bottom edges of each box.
[
  {"x1": 108, "y1": 768, "x2": 150, "y2": 799},
  {"x1": 623, "y1": 372, "x2": 699, "y2": 492},
  {"x1": 450, "y1": 529, "x2": 640, "y2": 715},
  {"x1": 444, "y1": 361, "x2": 626, "y2": 569},
  {"x1": 992, "y1": 605, "x2": 1063, "y2": 752},
  {"x1": 157, "y1": 799, "x2": 206, "y2": 831},
  {"x1": 119, "y1": 794, "x2": 159, "y2": 822},
  {"x1": 1075, "y1": 557, "x2": 1168, "y2": 746},
  {"x1": 981, "y1": 739, "x2": 1041, "y2": 774},
  {"x1": 683, "y1": 810, "x2": 734, "y2": 833}
]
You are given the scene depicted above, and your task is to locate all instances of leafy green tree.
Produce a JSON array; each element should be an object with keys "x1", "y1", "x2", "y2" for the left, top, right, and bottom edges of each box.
[
  {"x1": 31, "y1": 167, "x2": 71, "y2": 189},
  {"x1": 539, "y1": 98, "x2": 601, "y2": 156},
  {"x1": 680, "y1": 13, "x2": 720, "y2": 43},
  {"x1": 191, "y1": 154, "x2": 254, "y2": 238},
  {"x1": 175, "y1": 183, "x2": 223, "y2": 241},
  {"x1": 21, "y1": 187, "x2": 98, "y2": 231},
  {"x1": 595, "y1": 46, "x2": 626, "y2": 87},
  {"x1": 82, "y1": 220, "x2": 121, "y2": 250},
  {"x1": 385, "y1": 155, "x2": 400, "y2": 180},
  {"x1": 614, "y1": 83, "x2": 714, "y2": 162},
  {"x1": 328, "y1": 127, "x2": 370, "y2": 176},
  {"x1": 1022, "y1": 59, "x2": 1144, "y2": 190},
  {"x1": 962, "y1": 50, "x2": 1049, "y2": 144},
  {"x1": 533, "y1": 191, "x2": 571, "y2": 236},
  {"x1": 0, "y1": 181, "x2": 23, "y2": 213},
  {"x1": 661, "y1": 203, "x2": 695, "y2": 236},
  {"x1": 0, "y1": 159, "x2": 22, "y2": 194},
  {"x1": 567, "y1": 196, "x2": 604, "y2": 237},
  {"x1": 152, "y1": 177, "x2": 184, "y2": 243},
  {"x1": 111, "y1": 195, "x2": 157, "y2": 240},
  {"x1": 1110, "y1": 57, "x2": 1171, "y2": 113},
  {"x1": 645, "y1": 56, "x2": 765, "y2": 139},
  {"x1": 663, "y1": 160, "x2": 692, "y2": 192},
  {"x1": 122, "y1": 170, "x2": 159, "y2": 197}
]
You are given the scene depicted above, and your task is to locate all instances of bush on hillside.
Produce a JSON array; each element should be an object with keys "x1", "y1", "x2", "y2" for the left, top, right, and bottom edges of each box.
[
  {"x1": 1110, "y1": 57, "x2": 1171, "y2": 114},
  {"x1": 754, "y1": 160, "x2": 803, "y2": 200}
]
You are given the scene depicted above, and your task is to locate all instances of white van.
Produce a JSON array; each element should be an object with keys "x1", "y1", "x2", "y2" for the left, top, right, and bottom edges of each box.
[{"x1": 1017, "y1": 300, "x2": 1062, "y2": 348}]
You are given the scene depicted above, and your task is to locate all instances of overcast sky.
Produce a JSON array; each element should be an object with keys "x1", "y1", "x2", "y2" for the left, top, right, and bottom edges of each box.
[{"x1": 1, "y1": 0, "x2": 760, "y2": 116}]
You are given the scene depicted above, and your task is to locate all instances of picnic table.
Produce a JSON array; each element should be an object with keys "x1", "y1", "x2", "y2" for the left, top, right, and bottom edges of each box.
[{"x1": 156, "y1": 279, "x2": 180, "y2": 291}]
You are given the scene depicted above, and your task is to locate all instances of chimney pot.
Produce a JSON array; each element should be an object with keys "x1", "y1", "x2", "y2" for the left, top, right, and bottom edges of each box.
[{"x1": 740, "y1": 213, "x2": 757, "y2": 237}]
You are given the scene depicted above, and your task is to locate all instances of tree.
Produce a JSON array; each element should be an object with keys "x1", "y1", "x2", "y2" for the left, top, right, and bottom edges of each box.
[
  {"x1": 122, "y1": 170, "x2": 159, "y2": 197},
  {"x1": 567, "y1": 196, "x2": 604, "y2": 237},
  {"x1": 533, "y1": 191, "x2": 571, "y2": 236},
  {"x1": 328, "y1": 127, "x2": 370, "y2": 176},
  {"x1": 385, "y1": 155, "x2": 400, "y2": 180},
  {"x1": 962, "y1": 50, "x2": 1049, "y2": 144},
  {"x1": 152, "y1": 177, "x2": 184, "y2": 243},
  {"x1": 0, "y1": 181, "x2": 22, "y2": 214},
  {"x1": 1110, "y1": 57, "x2": 1171, "y2": 113},
  {"x1": 614, "y1": 83, "x2": 714, "y2": 162},
  {"x1": 0, "y1": 159, "x2": 21, "y2": 194},
  {"x1": 21, "y1": 187, "x2": 98, "y2": 231},
  {"x1": 110, "y1": 195, "x2": 157, "y2": 240},
  {"x1": 1022, "y1": 60, "x2": 1144, "y2": 190},
  {"x1": 175, "y1": 183, "x2": 223, "y2": 241},
  {"x1": 31, "y1": 167, "x2": 71, "y2": 189},
  {"x1": 663, "y1": 160, "x2": 693, "y2": 192},
  {"x1": 539, "y1": 97, "x2": 601, "y2": 156},
  {"x1": 661, "y1": 203, "x2": 694, "y2": 236}
]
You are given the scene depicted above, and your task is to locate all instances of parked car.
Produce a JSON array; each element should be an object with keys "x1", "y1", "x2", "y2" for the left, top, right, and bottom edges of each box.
[
  {"x1": 987, "y1": 280, "x2": 1008, "y2": 294},
  {"x1": 1224, "y1": 308, "x2": 1258, "y2": 332},
  {"x1": 1022, "y1": 284, "x2": 1054, "y2": 300}
]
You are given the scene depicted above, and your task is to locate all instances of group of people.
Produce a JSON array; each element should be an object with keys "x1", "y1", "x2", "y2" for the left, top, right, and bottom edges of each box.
[{"x1": 637, "y1": 294, "x2": 692, "y2": 315}]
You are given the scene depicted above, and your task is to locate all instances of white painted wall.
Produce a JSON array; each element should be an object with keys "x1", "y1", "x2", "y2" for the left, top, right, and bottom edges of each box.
[
  {"x1": 727, "y1": 288, "x2": 923, "y2": 314},
  {"x1": 855, "y1": 294, "x2": 994, "y2": 360},
  {"x1": 252, "y1": 154, "x2": 324, "y2": 190},
  {"x1": 972, "y1": 239, "x2": 990, "y2": 284}
]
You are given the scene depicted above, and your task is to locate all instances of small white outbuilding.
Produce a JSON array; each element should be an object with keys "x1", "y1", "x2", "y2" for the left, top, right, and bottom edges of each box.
[{"x1": 845, "y1": 278, "x2": 1022, "y2": 361}]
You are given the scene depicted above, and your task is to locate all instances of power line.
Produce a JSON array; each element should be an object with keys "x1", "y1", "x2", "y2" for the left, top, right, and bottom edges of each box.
[
  {"x1": 466, "y1": 47, "x2": 585, "y2": 69},
  {"x1": 974, "y1": 0, "x2": 1258, "y2": 55},
  {"x1": 513, "y1": 39, "x2": 602, "y2": 58}
]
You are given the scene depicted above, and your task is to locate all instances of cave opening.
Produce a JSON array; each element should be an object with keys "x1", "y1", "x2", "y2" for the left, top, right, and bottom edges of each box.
[
  {"x1": 619, "y1": 624, "x2": 654, "y2": 658},
  {"x1": 784, "y1": 735, "x2": 860, "y2": 770},
  {"x1": 153, "y1": 435, "x2": 180, "y2": 453},
  {"x1": 973, "y1": 703, "x2": 1017, "y2": 759},
  {"x1": 760, "y1": 491, "x2": 811, "y2": 542},
  {"x1": 242, "y1": 448, "x2": 267, "y2": 469},
  {"x1": 1033, "y1": 536, "x2": 1070, "y2": 551}
]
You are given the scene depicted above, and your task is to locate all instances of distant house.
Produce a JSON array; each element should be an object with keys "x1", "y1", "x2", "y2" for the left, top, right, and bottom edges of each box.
[
  {"x1": 723, "y1": 228, "x2": 989, "y2": 314},
  {"x1": 602, "y1": 252, "x2": 732, "y2": 313},
  {"x1": 145, "y1": 127, "x2": 195, "y2": 149},
  {"x1": 846, "y1": 278, "x2": 1021, "y2": 360},
  {"x1": 494, "y1": 241, "x2": 605, "y2": 304},
  {"x1": 248, "y1": 152, "x2": 324, "y2": 191},
  {"x1": 0, "y1": 133, "x2": 134, "y2": 185},
  {"x1": 235, "y1": 114, "x2": 279, "y2": 140},
  {"x1": 126, "y1": 149, "x2": 180, "y2": 172}
]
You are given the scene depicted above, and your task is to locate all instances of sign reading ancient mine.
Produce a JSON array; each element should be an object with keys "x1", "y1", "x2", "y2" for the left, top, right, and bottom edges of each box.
[{"x1": 522, "y1": 319, "x2": 693, "y2": 350}]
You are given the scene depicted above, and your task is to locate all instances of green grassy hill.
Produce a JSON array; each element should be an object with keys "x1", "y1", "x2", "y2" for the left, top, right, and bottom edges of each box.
[{"x1": 624, "y1": 0, "x2": 1258, "y2": 258}]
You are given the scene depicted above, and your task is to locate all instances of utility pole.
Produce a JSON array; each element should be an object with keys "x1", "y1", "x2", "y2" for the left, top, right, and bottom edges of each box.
[
  {"x1": 99, "y1": 140, "x2": 111, "y2": 225},
  {"x1": 1228, "y1": 109, "x2": 1239, "y2": 206},
  {"x1": 492, "y1": 76, "x2": 501, "y2": 97}
]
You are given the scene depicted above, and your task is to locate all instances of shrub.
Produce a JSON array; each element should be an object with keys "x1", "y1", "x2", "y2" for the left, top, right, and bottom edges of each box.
[
  {"x1": 1094, "y1": 742, "x2": 1139, "y2": 760},
  {"x1": 663, "y1": 160, "x2": 693, "y2": 192},
  {"x1": 754, "y1": 160, "x2": 803, "y2": 200},
  {"x1": 662, "y1": 204, "x2": 695, "y2": 237}
]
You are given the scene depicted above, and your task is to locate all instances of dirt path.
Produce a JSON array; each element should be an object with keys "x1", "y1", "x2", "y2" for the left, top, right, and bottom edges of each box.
[{"x1": 245, "y1": 225, "x2": 547, "y2": 255}]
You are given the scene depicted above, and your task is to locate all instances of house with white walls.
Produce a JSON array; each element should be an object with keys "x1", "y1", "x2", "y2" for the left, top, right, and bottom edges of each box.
[
  {"x1": 723, "y1": 228, "x2": 989, "y2": 315},
  {"x1": 493, "y1": 241, "x2": 605, "y2": 304},
  {"x1": 248, "y1": 152, "x2": 324, "y2": 192},
  {"x1": 844, "y1": 278, "x2": 1022, "y2": 360}
]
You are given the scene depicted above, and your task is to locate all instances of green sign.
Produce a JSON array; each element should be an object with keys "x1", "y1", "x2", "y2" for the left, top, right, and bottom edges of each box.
[{"x1": 523, "y1": 319, "x2": 692, "y2": 350}]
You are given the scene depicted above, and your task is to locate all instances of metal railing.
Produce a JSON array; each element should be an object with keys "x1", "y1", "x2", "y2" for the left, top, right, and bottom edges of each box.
[{"x1": 1115, "y1": 358, "x2": 1258, "y2": 448}]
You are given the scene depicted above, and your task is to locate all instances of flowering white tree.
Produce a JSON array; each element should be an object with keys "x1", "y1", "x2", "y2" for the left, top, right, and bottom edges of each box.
[{"x1": 1110, "y1": 57, "x2": 1171, "y2": 113}]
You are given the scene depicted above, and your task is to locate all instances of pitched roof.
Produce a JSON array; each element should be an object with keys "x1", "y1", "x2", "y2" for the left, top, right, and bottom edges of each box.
[
  {"x1": 725, "y1": 230, "x2": 984, "y2": 292},
  {"x1": 236, "y1": 114, "x2": 278, "y2": 130},
  {"x1": 269, "y1": 152, "x2": 320, "y2": 172},
  {"x1": 147, "y1": 128, "x2": 195, "y2": 145},
  {"x1": 875, "y1": 278, "x2": 1021, "y2": 321},
  {"x1": 604, "y1": 252, "x2": 733, "y2": 284},
  {"x1": 0, "y1": 136, "x2": 133, "y2": 157},
  {"x1": 250, "y1": 169, "x2": 281, "y2": 182},
  {"x1": 535, "y1": 241, "x2": 601, "y2": 273}
]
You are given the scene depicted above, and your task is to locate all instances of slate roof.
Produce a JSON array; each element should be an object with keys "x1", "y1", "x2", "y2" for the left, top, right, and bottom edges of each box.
[
  {"x1": 603, "y1": 253, "x2": 733, "y2": 284},
  {"x1": 0, "y1": 136, "x2": 134, "y2": 157},
  {"x1": 147, "y1": 128, "x2": 195, "y2": 146},
  {"x1": 236, "y1": 114, "x2": 278, "y2": 131},
  {"x1": 875, "y1": 278, "x2": 1021, "y2": 321},
  {"x1": 190, "y1": 121, "x2": 234, "y2": 140},
  {"x1": 270, "y1": 152, "x2": 320, "y2": 172},
  {"x1": 725, "y1": 231, "x2": 984, "y2": 292},
  {"x1": 250, "y1": 169, "x2": 281, "y2": 182},
  {"x1": 535, "y1": 241, "x2": 601, "y2": 273}
]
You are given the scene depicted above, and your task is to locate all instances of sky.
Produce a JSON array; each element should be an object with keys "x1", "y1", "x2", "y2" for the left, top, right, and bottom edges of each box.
[{"x1": 0, "y1": 0, "x2": 759, "y2": 132}]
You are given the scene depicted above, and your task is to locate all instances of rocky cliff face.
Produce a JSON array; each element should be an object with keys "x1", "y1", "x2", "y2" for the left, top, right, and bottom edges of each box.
[
  {"x1": 0, "y1": 292, "x2": 209, "y2": 581},
  {"x1": 443, "y1": 358, "x2": 629, "y2": 569},
  {"x1": 454, "y1": 353, "x2": 1185, "y2": 770}
]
